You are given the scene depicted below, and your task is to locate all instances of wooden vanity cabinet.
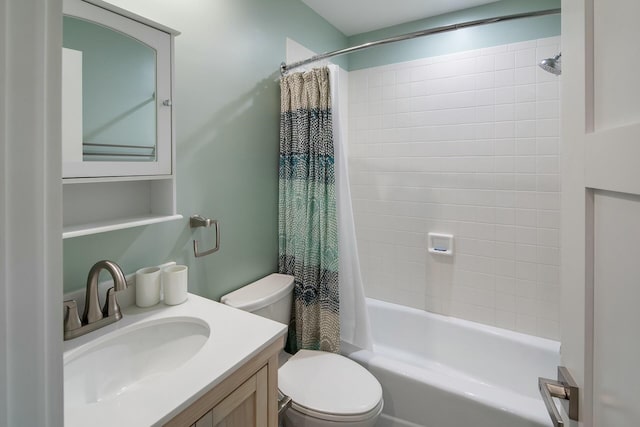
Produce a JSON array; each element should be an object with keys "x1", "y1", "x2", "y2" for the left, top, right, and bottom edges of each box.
[{"x1": 164, "y1": 337, "x2": 284, "y2": 427}]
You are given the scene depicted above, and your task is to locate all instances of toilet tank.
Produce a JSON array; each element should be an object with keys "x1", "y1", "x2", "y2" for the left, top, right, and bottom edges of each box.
[{"x1": 220, "y1": 273, "x2": 294, "y2": 325}]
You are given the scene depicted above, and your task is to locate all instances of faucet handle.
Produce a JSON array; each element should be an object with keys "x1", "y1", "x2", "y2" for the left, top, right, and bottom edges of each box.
[
  {"x1": 63, "y1": 300, "x2": 82, "y2": 332},
  {"x1": 102, "y1": 287, "x2": 123, "y2": 320}
]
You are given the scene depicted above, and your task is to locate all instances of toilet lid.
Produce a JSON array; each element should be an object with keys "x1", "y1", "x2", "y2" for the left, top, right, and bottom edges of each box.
[{"x1": 278, "y1": 350, "x2": 382, "y2": 419}]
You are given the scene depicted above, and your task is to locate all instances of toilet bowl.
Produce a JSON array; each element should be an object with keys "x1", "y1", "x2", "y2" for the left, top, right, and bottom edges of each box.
[
  {"x1": 221, "y1": 274, "x2": 383, "y2": 427},
  {"x1": 279, "y1": 349, "x2": 382, "y2": 427}
]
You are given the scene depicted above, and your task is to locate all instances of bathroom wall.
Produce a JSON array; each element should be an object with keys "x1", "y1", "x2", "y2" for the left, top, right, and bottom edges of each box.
[
  {"x1": 63, "y1": 0, "x2": 348, "y2": 298},
  {"x1": 348, "y1": 37, "x2": 561, "y2": 339},
  {"x1": 61, "y1": 0, "x2": 562, "y2": 340},
  {"x1": 348, "y1": 0, "x2": 561, "y2": 71}
]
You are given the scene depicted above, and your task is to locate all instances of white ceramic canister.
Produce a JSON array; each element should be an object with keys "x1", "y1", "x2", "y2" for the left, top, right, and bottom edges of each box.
[
  {"x1": 163, "y1": 265, "x2": 188, "y2": 305},
  {"x1": 135, "y1": 266, "x2": 161, "y2": 307}
]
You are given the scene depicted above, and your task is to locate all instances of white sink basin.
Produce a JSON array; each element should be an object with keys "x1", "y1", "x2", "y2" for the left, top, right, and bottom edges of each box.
[
  {"x1": 63, "y1": 294, "x2": 287, "y2": 427},
  {"x1": 64, "y1": 316, "x2": 209, "y2": 407}
]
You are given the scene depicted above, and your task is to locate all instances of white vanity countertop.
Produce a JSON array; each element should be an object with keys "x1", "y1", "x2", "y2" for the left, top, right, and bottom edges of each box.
[{"x1": 63, "y1": 293, "x2": 287, "y2": 427}]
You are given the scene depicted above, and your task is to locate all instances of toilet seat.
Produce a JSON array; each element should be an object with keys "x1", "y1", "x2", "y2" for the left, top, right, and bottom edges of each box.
[
  {"x1": 289, "y1": 397, "x2": 383, "y2": 423},
  {"x1": 278, "y1": 350, "x2": 383, "y2": 422}
]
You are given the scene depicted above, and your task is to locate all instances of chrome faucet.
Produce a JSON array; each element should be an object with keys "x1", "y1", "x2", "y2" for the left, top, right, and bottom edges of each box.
[{"x1": 63, "y1": 260, "x2": 128, "y2": 341}]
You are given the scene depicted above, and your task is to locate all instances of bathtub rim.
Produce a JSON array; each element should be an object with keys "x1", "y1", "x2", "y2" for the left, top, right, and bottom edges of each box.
[{"x1": 365, "y1": 297, "x2": 560, "y2": 353}]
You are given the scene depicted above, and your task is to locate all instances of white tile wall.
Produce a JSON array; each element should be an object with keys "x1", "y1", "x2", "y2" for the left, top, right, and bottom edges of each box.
[{"x1": 348, "y1": 37, "x2": 561, "y2": 340}]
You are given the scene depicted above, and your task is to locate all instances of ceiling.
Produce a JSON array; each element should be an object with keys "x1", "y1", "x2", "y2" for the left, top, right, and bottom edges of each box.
[{"x1": 301, "y1": 0, "x2": 500, "y2": 36}]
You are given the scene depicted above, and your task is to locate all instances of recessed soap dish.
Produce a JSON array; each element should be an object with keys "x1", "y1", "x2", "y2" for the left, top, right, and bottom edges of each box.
[{"x1": 428, "y1": 233, "x2": 453, "y2": 256}]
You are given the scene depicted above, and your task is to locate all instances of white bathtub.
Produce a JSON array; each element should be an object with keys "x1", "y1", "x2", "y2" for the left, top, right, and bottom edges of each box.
[{"x1": 341, "y1": 298, "x2": 560, "y2": 427}]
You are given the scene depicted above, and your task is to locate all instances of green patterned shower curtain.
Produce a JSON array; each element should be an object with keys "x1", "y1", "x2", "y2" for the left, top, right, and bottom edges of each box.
[{"x1": 279, "y1": 67, "x2": 339, "y2": 353}]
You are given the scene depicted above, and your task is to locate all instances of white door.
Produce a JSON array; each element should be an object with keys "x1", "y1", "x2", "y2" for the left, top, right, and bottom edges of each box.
[{"x1": 560, "y1": 0, "x2": 640, "y2": 426}]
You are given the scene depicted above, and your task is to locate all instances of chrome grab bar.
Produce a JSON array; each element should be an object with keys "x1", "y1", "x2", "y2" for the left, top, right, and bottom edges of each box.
[
  {"x1": 538, "y1": 366, "x2": 579, "y2": 427},
  {"x1": 190, "y1": 214, "x2": 220, "y2": 258}
]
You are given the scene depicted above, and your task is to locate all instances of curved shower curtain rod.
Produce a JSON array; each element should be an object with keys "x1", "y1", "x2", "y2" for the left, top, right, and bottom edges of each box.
[{"x1": 280, "y1": 8, "x2": 561, "y2": 75}]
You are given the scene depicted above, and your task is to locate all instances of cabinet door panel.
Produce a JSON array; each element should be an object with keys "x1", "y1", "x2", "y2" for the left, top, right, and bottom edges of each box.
[
  {"x1": 195, "y1": 410, "x2": 213, "y2": 427},
  {"x1": 213, "y1": 366, "x2": 268, "y2": 427}
]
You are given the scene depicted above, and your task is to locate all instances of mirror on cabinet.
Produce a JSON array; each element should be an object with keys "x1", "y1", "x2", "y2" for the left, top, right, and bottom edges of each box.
[
  {"x1": 63, "y1": 16, "x2": 157, "y2": 162},
  {"x1": 62, "y1": 0, "x2": 177, "y2": 179}
]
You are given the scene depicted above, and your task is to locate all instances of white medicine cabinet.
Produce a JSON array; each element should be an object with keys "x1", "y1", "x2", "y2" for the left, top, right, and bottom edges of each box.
[{"x1": 62, "y1": 0, "x2": 182, "y2": 238}]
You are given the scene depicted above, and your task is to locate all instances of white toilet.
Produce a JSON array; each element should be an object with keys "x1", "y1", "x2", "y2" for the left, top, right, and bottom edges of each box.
[{"x1": 221, "y1": 273, "x2": 383, "y2": 427}]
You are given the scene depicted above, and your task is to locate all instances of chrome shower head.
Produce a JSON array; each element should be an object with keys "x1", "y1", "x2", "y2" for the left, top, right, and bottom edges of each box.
[{"x1": 538, "y1": 53, "x2": 562, "y2": 75}]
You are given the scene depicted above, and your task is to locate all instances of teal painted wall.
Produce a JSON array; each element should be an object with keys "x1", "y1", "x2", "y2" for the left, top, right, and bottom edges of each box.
[
  {"x1": 347, "y1": 0, "x2": 560, "y2": 71},
  {"x1": 63, "y1": 0, "x2": 347, "y2": 298}
]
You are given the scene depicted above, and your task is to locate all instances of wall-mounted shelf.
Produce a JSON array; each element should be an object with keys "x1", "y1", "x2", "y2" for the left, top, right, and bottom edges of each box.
[
  {"x1": 63, "y1": 177, "x2": 180, "y2": 239},
  {"x1": 63, "y1": 214, "x2": 182, "y2": 239}
]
